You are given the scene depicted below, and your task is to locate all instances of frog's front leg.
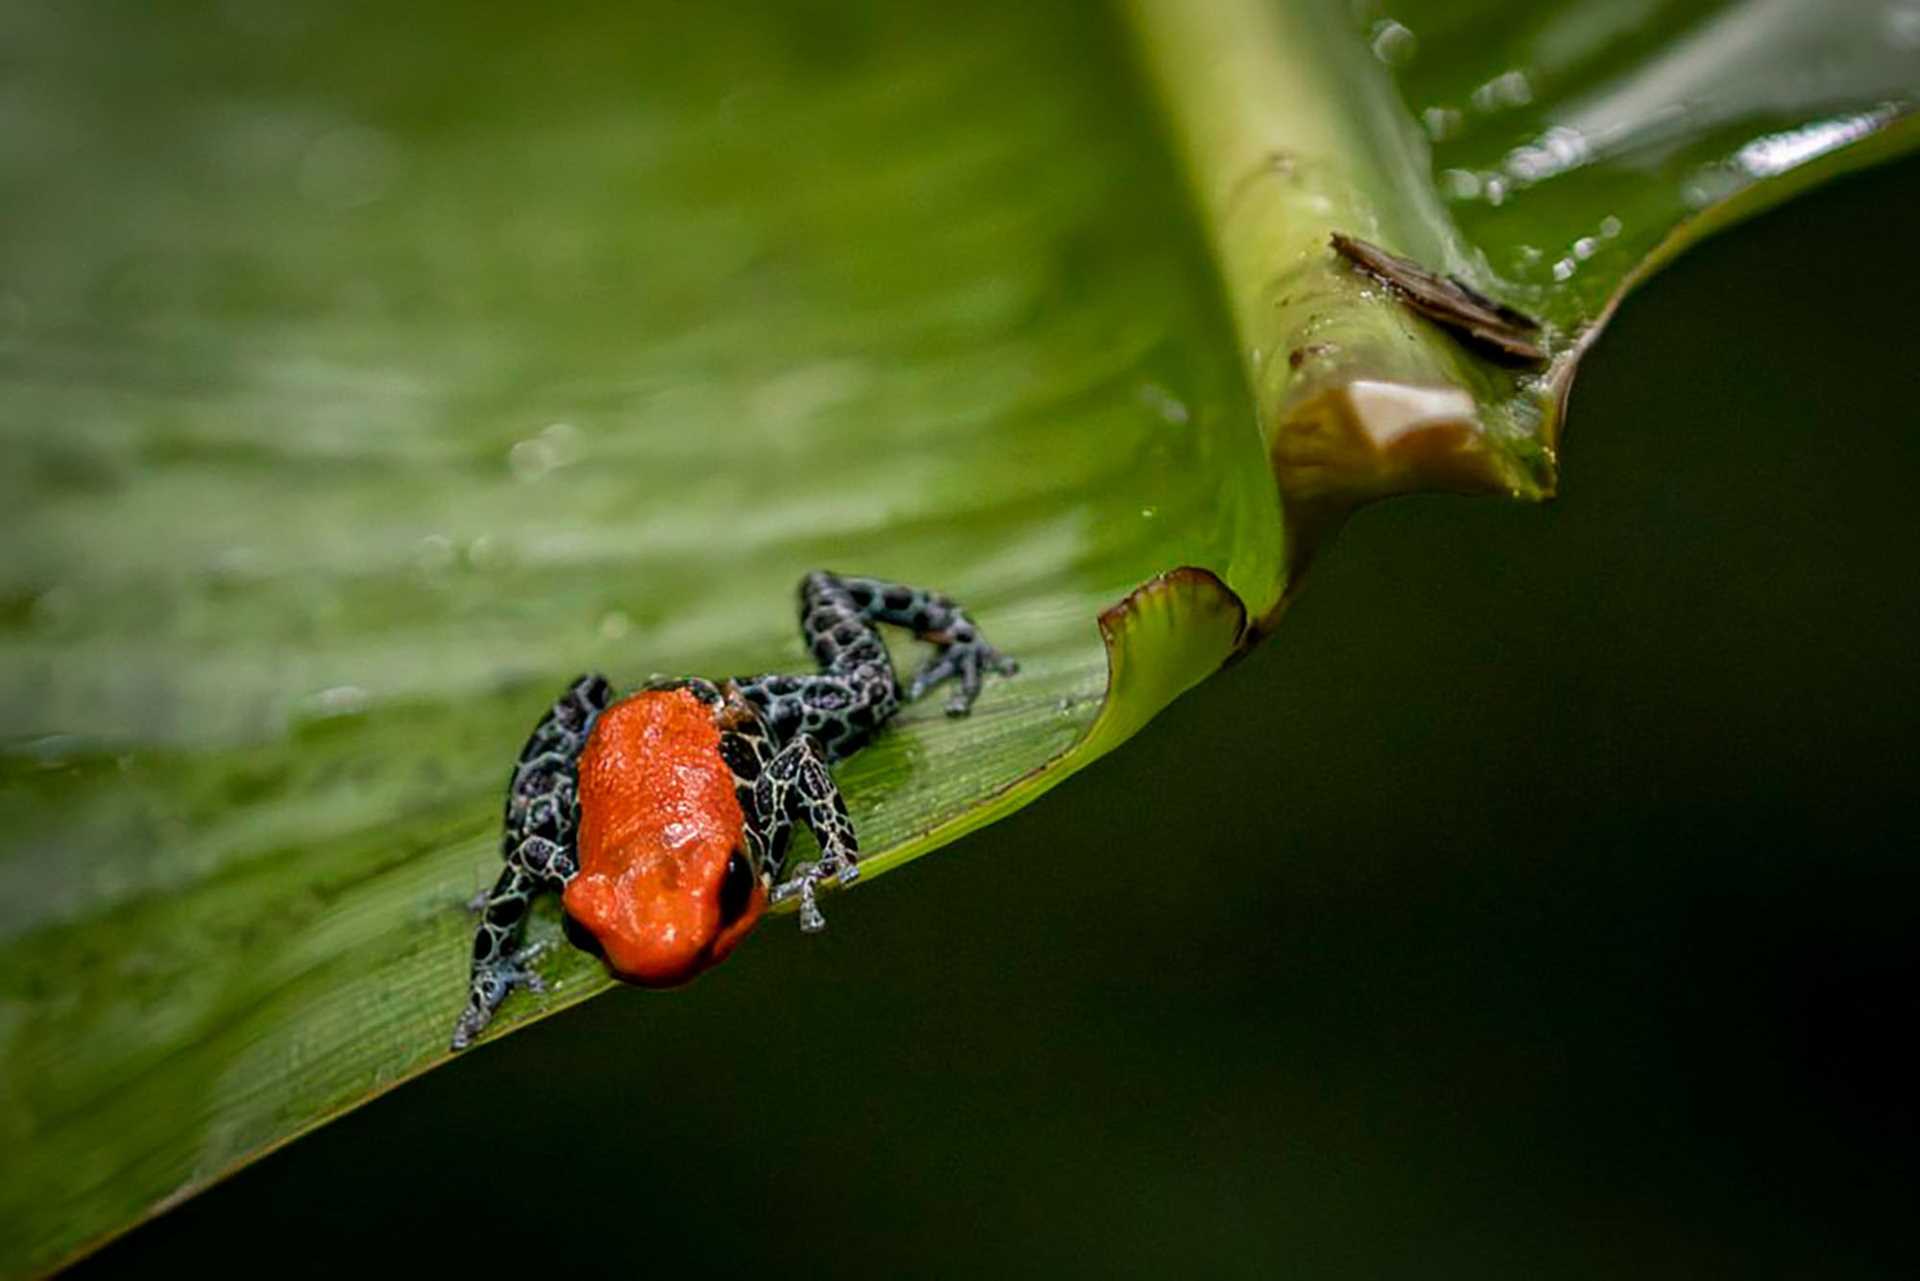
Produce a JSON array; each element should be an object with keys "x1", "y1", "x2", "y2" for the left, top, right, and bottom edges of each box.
[
  {"x1": 452, "y1": 863, "x2": 556, "y2": 1051},
  {"x1": 451, "y1": 673, "x2": 609, "y2": 1051},
  {"x1": 756, "y1": 734, "x2": 861, "y2": 933}
]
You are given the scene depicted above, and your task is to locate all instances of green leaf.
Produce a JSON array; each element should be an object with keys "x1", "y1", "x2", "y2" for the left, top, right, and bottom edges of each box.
[
  {"x1": 1128, "y1": 0, "x2": 1920, "y2": 588},
  {"x1": 1, "y1": 0, "x2": 1912, "y2": 1272}
]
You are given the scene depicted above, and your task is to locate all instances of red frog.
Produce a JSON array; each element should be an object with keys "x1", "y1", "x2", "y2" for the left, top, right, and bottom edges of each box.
[{"x1": 451, "y1": 571, "x2": 1016, "y2": 1049}]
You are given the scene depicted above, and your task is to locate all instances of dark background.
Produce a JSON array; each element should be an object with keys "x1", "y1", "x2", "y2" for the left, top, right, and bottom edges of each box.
[{"x1": 82, "y1": 155, "x2": 1920, "y2": 1277}]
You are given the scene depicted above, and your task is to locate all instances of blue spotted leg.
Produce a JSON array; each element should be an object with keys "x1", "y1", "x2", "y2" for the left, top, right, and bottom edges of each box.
[
  {"x1": 731, "y1": 571, "x2": 1017, "y2": 922},
  {"x1": 451, "y1": 673, "x2": 612, "y2": 1050},
  {"x1": 732, "y1": 571, "x2": 1019, "y2": 758}
]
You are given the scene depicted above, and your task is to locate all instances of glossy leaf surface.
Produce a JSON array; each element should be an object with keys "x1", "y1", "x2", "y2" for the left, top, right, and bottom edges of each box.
[{"x1": 1, "y1": 0, "x2": 1912, "y2": 1272}]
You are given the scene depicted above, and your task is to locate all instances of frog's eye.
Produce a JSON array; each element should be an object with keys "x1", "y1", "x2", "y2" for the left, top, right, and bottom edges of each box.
[
  {"x1": 562, "y1": 908, "x2": 604, "y2": 959},
  {"x1": 717, "y1": 848, "x2": 755, "y2": 926}
]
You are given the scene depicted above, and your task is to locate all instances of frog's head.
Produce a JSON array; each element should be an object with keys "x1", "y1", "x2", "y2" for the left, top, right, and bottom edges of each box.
[{"x1": 562, "y1": 839, "x2": 767, "y2": 987}]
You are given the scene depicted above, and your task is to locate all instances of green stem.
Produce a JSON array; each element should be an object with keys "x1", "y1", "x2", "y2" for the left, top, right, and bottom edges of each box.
[{"x1": 1121, "y1": 0, "x2": 1556, "y2": 605}]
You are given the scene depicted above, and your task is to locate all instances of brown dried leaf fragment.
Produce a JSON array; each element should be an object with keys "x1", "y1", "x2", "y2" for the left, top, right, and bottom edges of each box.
[{"x1": 1330, "y1": 232, "x2": 1546, "y2": 365}]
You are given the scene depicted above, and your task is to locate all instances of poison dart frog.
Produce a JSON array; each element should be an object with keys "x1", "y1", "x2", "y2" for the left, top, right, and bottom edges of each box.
[{"x1": 450, "y1": 571, "x2": 1017, "y2": 1049}]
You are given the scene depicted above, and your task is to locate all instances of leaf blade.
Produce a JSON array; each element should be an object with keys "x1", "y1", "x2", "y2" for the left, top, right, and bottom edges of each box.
[{"x1": 4, "y1": 0, "x2": 1917, "y2": 1272}]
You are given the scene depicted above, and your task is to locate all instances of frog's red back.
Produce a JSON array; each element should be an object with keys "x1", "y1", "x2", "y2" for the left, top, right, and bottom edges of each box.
[{"x1": 562, "y1": 687, "x2": 757, "y2": 986}]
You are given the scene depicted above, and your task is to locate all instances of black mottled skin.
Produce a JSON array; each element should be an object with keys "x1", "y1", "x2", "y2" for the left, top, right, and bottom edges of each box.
[{"x1": 450, "y1": 572, "x2": 1016, "y2": 1049}]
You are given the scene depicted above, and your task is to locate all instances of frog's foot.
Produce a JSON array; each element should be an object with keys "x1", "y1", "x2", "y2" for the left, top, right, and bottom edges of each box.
[
  {"x1": 908, "y1": 635, "x2": 1020, "y2": 717},
  {"x1": 771, "y1": 855, "x2": 861, "y2": 934},
  {"x1": 449, "y1": 942, "x2": 551, "y2": 1051}
]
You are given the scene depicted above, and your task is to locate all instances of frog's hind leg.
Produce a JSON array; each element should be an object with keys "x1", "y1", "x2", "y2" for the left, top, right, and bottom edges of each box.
[
  {"x1": 451, "y1": 673, "x2": 611, "y2": 1051},
  {"x1": 731, "y1": 571, "x2": 1018, "y2": 761},
  {"x1": 802, "y1": 572, "x2": 1018, "y2": 713},
  {"x1": 729, "y1": 572, "x2": 1017, "y2": 931}
]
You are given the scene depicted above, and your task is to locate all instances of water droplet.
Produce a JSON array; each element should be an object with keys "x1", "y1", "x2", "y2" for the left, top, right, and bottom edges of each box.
[
  {"x1": 467, "y1": 535, "x2": 504, "y2": 570},
  {"x1": 1551, "y1": 258, "x2": 1576, "y2": 282},
  {"x1": 1599, "y1": 216, "x2": 1623, "y2": 239},
  {"x1": 1482, "y1": 175, "x2": 1508, "y2": 207},
  {"x1": 414, "y1": 534, "x2": 455, "y2": 573},
  {"x1": 1505, "y1": 125, "x2": 1590, "y2": 185},
  {"x1": 213, "y1": 545, "x2": 267, "y2": 580},
  {"x1": 304, "y1": 685, "x2": 370, "y2": 719},
  {"x1": 1137, "y1": 383, "x2": 1189, "y2": 425},
  {"x1": 1572, "y1": 236, "x2": 1598, "y2": 261},
  {"x1": 1422, "y1": 107, "x2": 1462, "y2": 142},
  {"x1": 1369, "y1": 19, "x2": 1417, "y2": 67},
  {"x1": 1439, "y1": 168, "x2": 1481, "y2": 200},
  {"x1": 1734, "y1": 110, "x2": 1894, "y2": 180},
  {"x1": 1140, "y1": 506, "x2": 1159, "y2": 520},
  {"x1": 1682, "y1": 165, "x2": 1744, "y2": 210},
  {"x1": 508, "y1": 420, "x2": 584, "y2": 481},
  {"x1": 508, "y1": 438, "x2": 553, "y2": 481},
  {"x1": 538, "y1": 421, "x2": 581, "y2": 464},
  {"x1": 1470, "y1": 70, "x2": 1533, "y2": 113}
]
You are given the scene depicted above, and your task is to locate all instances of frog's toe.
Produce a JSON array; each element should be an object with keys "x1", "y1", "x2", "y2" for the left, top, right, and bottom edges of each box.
[
  {"x1": 449, "y1": 948, "x2": 551, "y2": 1051},
  {"x1": 909, "y1": 641, "x2": 1018, "y2": 716},
  {"x1": 770, "y1": 869, "x2": 827, "y2": 932},
  {"x1": 796, "y1": 893, "x2": 827, "y2": 934},
  {"x1": 491, "y1": 951, "x2": 549, "y2": 999},
  {"x1": 449, "y1": 1001, "x2": 492, "y2": 1052},
  {"x1": 771, "y1": 856, "x2": 858, "y2": 934},
  {"x1": 906, "y1": 653, "x2": 957, "y2": 703}
]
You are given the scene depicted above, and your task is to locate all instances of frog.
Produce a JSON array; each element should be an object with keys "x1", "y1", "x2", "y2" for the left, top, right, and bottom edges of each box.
[{"x1": 450, "y1": 570, "x2": 1018, "y2": 1050}]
